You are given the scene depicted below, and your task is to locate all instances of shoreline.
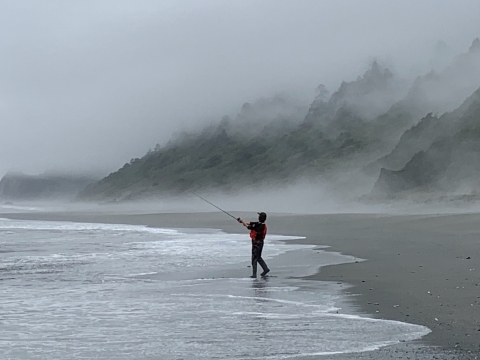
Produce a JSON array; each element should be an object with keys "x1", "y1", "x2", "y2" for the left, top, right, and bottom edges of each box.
[{"x1": 2, "y1": 210, "x2": 479, "y2": 357}]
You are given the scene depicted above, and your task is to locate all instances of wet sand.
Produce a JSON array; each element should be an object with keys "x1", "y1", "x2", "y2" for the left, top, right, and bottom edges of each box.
[{"x1": 3, "y1": 210, "x2": 480, "y2": 358}]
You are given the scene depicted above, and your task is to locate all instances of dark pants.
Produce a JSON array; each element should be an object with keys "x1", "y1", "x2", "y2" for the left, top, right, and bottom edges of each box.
[{"x1": 251, "y1": 240, "x2": 269, "y2": 277}]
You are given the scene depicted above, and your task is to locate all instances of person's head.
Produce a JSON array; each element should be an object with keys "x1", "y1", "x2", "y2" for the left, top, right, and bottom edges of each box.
[{"x1": 258, "y1": 212, "x2": 267, "y2": 222}]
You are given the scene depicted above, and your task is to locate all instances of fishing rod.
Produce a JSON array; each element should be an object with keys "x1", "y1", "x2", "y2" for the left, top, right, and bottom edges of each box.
[{"x1": 191, "y1": 192, "x2": 238, "y2": 221}]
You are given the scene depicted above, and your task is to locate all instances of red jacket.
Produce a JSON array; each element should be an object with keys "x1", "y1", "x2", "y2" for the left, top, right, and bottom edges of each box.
[{"x1": 248, "y1": 222, "x2": 267, "y2": 241}]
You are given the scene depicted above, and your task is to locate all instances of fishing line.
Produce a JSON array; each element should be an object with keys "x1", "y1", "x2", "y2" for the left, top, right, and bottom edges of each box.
[{"x1": 191, "y1": 192, "x2": 238, "y2": 221}]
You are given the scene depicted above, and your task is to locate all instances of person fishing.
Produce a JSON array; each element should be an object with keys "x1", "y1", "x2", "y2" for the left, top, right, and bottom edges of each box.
[
  {"x1": 190, "y1": 193, "x2": 270, "y2": 278},
  {"x1": 237, "y1": 212, "x2": 270, "y2": 278}
]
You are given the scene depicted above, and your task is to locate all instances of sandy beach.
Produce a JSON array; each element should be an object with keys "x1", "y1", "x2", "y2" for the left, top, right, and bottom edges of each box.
[{"x1": 3, "y1": 209, "x2": 480, "y2": 358}]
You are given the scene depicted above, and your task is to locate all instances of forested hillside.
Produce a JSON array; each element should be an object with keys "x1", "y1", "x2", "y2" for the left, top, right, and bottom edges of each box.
[{"x1": 79, "y1": 39, "x2": 480, "y2": 202}]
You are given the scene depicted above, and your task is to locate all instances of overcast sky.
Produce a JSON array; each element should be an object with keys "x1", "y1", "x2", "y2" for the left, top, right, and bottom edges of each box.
[{"x1": 1, "y1": 0, "x2": 479, "y2": 177}]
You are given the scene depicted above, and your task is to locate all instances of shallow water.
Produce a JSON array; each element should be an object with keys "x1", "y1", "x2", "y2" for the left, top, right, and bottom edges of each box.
[{"x1": 0, "y1": 218, "x2": 430, "y2": 359}]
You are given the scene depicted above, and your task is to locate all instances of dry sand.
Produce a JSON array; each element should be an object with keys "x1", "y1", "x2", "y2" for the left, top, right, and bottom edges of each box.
[{"x1": 3, "y1": 209, "x2": 480, "y2": 358}]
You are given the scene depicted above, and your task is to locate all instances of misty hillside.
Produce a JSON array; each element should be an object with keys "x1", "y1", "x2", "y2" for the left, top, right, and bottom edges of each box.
[
  {"x1": 0, "y1": 173, "x2": 97, "y2": 200},
  {"x1": 396, "y1": 38, "x2": 480, "y2": 116},
  {"x1": 80, "y1": 61, "x2": 397, "y2": 201},
  {"x1": 80, "y1": 39, "x2": 480, "y2": 202},
  {"x1": 304, "y1": 61, "x2": 406, "y2": 128},
  {"x1": 372, "y1": 86, "x2": 480, "y2": 197}
]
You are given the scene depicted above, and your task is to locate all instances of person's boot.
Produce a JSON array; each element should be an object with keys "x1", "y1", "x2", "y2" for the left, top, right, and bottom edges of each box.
[{"x1": 259, "y1": 259, "x2": 269, "y2": 277}]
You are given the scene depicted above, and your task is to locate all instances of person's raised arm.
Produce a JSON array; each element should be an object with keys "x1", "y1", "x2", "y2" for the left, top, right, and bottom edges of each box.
[{"x1": 237, "y1": 218, "x2": 250, "y2": 227}]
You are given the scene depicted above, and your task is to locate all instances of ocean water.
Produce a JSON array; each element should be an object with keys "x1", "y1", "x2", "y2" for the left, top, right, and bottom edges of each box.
[{"x1": 0, "y1": 217, "x2": 430, "y2": 359}]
